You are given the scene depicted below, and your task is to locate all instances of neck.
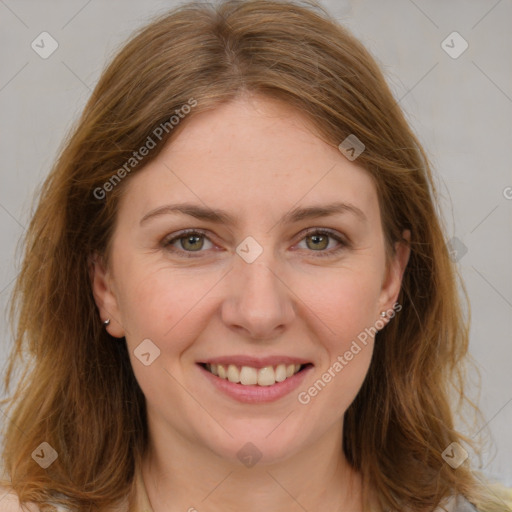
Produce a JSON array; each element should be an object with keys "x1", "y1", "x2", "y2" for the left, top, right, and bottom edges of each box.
[{"x1": 140, "y1": 420, "x2": 365, "y2": 512}]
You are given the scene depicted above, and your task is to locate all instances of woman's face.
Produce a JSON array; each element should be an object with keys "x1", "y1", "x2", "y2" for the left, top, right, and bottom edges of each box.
[{"x1": 93, "y1": 94, "x2": 409, "y2": 466}]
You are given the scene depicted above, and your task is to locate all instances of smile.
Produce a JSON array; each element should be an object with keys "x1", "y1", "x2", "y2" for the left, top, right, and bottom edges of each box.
[
  {"x1": 197, "y1": 362, "x2": 314, "y2": 404},
  {"x1": 203, "y1": 362, "x2": 305, "y2": 386}
]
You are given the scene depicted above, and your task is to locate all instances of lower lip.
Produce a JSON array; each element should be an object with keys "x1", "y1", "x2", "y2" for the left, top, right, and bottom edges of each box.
[{"x1": 197, "y1": 364, "x2": 314, "y2": 404}]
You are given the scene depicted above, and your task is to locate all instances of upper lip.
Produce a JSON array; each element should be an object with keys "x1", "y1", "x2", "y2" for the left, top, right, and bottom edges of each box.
[{"x1": 198, "y1": 355, "x2": 312, "y2": 369}]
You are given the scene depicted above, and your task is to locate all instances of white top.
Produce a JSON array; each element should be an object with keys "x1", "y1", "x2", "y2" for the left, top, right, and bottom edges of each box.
[{"x1": 0, "y1": 466, "x2": 481, "y2": 512}]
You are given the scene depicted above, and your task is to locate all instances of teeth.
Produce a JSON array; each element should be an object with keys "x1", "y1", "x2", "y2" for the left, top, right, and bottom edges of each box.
[
  {"x1": 205, "y1": 363, "x2": 303, "y2": 386},
  {"x1": 257, "y1": 366, "x2": 275, "y2": 386},
  {"x1": 275, "y1": 364, "x2": 287, "y2": 382},
  {"x1": 240, "y1": 366, "x2": 258, "y2": 385},
  {"x1": 227, "y1": 364, "x2": 239, "y2": 383}
]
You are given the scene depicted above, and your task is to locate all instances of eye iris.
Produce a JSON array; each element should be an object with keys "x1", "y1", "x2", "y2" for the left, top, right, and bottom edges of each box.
[
  {"x1": 181, "y1": 234, "x2": 203, "y2": 251},
  {"x1": 307, "y1": 233, "x2": 328, "y2": 250},
  {"x1": 174, "y1": 232, "x2": 334, "y2": 253}
]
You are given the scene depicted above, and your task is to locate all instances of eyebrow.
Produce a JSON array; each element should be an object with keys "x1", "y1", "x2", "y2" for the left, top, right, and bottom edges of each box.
[{"x1": 139, "y1": 200, "x2": 367, "y2": 226}]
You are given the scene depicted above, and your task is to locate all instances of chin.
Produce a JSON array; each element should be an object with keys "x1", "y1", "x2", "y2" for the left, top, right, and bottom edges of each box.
[{"x1": 202, "y1": 424, "x2": 310, "y2": 468}]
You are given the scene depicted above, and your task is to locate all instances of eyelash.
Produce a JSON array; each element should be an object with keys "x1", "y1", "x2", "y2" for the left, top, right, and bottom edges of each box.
[{"x1": 162, "y1": 228, "x2": 348, "y2": 259}]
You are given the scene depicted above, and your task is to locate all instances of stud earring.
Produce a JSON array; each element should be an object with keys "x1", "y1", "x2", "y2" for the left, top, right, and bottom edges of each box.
[
  {"x1": 380, "y1": 311, "x2": 387, "y2": 317},
  {"x1": 103, "y1": 319, "x2": 111, "y2": 327}
]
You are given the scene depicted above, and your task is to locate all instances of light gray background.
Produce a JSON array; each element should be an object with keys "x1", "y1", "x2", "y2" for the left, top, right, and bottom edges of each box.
[{"x1": 1, "y1": 0, "x2": 511, "y2": 487}]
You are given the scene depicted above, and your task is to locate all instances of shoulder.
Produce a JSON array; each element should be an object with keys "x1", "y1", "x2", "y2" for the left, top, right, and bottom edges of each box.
[
  {"x1": 0, "y1": 486, "x2": 40, "y2": 512},
  {"x1": 0, "y1": 486, "x2": 70, "y2": 512},
  {"x1": 0, "y1": 482, "x2": 130, "y2": 512},
  {"x1": 451, "y1": 495, "x2": 482, "y2": 512},
  {"x1": 435, "y1": 494, "x2": 482, "y2": 512}
]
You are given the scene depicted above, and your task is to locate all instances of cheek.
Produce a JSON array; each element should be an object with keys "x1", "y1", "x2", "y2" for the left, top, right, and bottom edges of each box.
[
  {"x1": 296, "y1": 268, "x2": 381, "y2": 406},
  {"x1": 115, "y1": 263, "x2": 217, "y2": 348},
  {"x1": 303, "y1": 265, "x2": 383, "y2": 343},
  {"x1": 115, "y1": 268, "x2": 217, "y2": 407}
]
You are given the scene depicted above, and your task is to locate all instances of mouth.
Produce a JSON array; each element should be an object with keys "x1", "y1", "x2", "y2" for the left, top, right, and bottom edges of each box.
[{"x1": 198, "y1": 362, "x2": 314, "y2": 387}]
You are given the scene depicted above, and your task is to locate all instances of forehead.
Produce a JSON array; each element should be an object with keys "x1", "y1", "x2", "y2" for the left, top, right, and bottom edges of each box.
[{"x1": 118, "y1": 95, "x2": 380, "y2": 229}]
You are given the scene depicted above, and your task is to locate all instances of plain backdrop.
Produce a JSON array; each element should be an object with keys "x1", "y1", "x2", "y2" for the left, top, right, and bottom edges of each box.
[{"x1": 0, "y1": 0, "x2": 511, "y2": 486}]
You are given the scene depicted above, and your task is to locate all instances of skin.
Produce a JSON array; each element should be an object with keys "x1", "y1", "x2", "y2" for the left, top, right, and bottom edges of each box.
[{"x1": 92, "y1": 93, "x2": 410, "y2": 512}]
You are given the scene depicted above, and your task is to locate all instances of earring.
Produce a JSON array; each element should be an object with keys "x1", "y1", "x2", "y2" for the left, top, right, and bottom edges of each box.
[
  {"x1": 380, "y1": 311, "x2": 387, "y2": 318},
  {"x1": 103, "y1": 319, "x2": 111, "y2": 327}
]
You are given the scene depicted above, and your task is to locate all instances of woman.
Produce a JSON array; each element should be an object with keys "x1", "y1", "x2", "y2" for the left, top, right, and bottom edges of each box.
[{"x1": 1, "y1": 0, "x2": 510, "y2": 511}]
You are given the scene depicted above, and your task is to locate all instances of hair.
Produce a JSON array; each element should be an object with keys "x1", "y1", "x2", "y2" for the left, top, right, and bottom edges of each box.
[{"x1": 1, "y1": 1, "x2": 511, "y2": 511}]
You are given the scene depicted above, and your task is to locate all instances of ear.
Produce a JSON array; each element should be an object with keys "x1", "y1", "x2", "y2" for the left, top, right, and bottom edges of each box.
[
  {"x1": 377, "y1": 229, "x2": 411, "y2": 315},
  {"x1": 89, "y1": 252, "x2": 126, "y2": 338}
]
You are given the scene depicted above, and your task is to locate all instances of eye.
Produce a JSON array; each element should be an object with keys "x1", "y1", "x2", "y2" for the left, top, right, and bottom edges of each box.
[
  {"x1": 295, "y1": 228, "x2": 347, "y2": 257},
  {"x1": 162, "y1": 228, "x2": 348, "y2": 258},
  {"x1": 163, "y1": 229, "x2": 214, "y2": 257}
]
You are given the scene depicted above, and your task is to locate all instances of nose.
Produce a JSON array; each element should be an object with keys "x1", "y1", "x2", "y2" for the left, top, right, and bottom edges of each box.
[{"x1": 220, "y1": 254, "x2": 296, "y2": 341}]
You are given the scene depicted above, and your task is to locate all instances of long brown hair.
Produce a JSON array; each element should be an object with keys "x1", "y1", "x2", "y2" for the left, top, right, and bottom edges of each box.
[{"x1": 1, "y1": 1, "x2": 510, "y2": 511}]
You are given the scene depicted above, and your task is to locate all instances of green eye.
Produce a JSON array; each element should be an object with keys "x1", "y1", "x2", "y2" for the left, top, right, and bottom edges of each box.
[
  {"x1": 305, "y1": 233, "x2": 329, "y2": 250},
  {"x1": 178, "y1": 233, "x2": 205, "y2": 251},
  {"x1": 163, "y1": 229, "x2": 213, "y2": 257},
  {"x1": 163, "y1": 228, "x2": 347, "y2": 258},
  {"x1": 298, "y1": 229, "x2": 347, "y2": 257}
]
